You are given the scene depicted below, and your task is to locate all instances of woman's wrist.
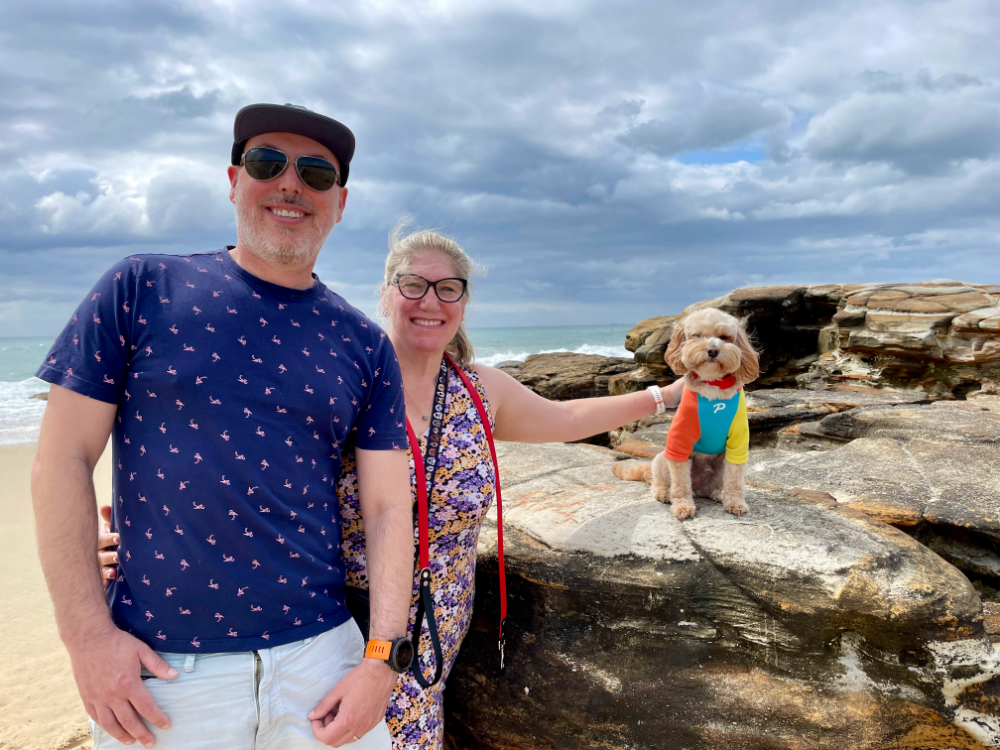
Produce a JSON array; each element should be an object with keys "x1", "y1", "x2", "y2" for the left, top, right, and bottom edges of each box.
[{"x1": 646, "y1": 385, "x2": 666, "y2": 415}]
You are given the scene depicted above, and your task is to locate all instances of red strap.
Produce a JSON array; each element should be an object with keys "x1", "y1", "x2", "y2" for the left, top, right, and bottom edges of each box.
[
  {"x1": 445, "y1": 356, "x2": 507, "y2": 640},
  {"x1": 405, "y1": 419, "x2": 431, "y2": 571}
]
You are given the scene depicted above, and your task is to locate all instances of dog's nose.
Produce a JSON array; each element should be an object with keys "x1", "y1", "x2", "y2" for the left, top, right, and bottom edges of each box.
[{"x1": 706, "y1": 347, "x2": 719, "y2": 359}]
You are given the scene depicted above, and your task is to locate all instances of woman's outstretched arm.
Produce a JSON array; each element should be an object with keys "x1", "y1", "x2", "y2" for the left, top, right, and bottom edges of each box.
[{"x1": 474, "y1": 365, "x2": 683, "y2": 444}]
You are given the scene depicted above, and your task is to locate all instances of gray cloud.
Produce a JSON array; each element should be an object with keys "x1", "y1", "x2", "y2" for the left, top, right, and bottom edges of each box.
[
  {"x1": 620, "y1": 92, "x2": 790, "y2": 156},
  {"x1": 0, "y1": 0, "x2": 997, "y2": 336}
]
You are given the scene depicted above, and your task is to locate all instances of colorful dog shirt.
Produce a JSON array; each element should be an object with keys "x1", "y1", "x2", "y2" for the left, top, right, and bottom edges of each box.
[{"x1": 663, "y1": 386, "x2": 749, "y2": 464}]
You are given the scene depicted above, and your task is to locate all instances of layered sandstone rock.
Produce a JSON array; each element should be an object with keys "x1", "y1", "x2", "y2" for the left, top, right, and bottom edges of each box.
[
  {"x1": 496, "y1": 352, "x2": 637, "y2": 401},
  {"x1": 620, "y1": 280, "x2": 1000, "y2": 398},
  {"x1": 801, "y1": 281, "x2": 1000, "y2": 397},
  {"x1": 446, "y1": 438, "x2": 1000, "y2": 750}
]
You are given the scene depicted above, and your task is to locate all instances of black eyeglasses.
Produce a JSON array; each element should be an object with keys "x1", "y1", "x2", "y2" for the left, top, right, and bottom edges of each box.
[
  {"x1": 394, "y1": 274, "x2": 468, "y2": 302},
  {"x1": 241, "y1": 147, "x2": 340, "y2": 191}
]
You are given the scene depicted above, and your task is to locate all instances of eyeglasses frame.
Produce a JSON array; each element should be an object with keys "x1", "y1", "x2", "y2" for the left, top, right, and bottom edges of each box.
[
  {"x1": 240, "y1": 147, "x2": 341, "y2": 191},
  {"x1": 393, "y1": 274, "x2": 468, "y2": 303}
]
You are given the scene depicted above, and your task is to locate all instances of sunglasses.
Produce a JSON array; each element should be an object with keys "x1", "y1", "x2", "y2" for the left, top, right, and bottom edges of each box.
[
  {"x1": 394, "y1": 274, "x2": 468, "y2": 303},
  {"x1": 240, "y1": 147, "x2": 340, "y2": 191}
]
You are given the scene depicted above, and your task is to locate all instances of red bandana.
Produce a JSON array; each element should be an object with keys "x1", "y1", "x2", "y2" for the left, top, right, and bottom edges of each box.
[{"x1": 692, "y1": 372, "x2": 736, "y2": 389}]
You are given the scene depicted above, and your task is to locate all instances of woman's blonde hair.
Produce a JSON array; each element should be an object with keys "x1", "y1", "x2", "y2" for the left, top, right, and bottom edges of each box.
[{"x1": 382, "y1": 220, "x2": 479, "y2": 364}]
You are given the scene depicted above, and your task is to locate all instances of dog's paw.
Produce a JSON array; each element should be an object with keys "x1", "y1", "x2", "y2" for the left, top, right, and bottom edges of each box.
[
  {"x1": 723, "y1": 498, "x2": 749, "y2": 516},
  {"x1": 671, "y1": 499, "x2": 697, "y2": 520},
  {"x1": 652, "y1": 484, "x2": 671, "y2": 504}
]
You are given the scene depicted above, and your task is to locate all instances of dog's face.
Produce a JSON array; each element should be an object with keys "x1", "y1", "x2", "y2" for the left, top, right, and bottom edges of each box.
[{"x1": 665, "y1": 308, "x2": 759, "y2": 385}]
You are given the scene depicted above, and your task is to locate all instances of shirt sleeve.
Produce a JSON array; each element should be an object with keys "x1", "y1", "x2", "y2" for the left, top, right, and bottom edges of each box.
[
  {"x1": 34, "y1": 258, "x2": 137, "y2": 405},
  {"x1": 724, "y1": 390, "x2": 750, "y2": 465},
  {"x1": 663, "y1": 387, "x2": 700, "y2": 462},
  {"x1": 353, "y1": 330, "x2": 407, "y2": 450}
]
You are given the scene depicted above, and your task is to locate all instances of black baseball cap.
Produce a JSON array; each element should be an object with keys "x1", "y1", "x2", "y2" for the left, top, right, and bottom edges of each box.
[{"x1": 231, "y1": 103, "x2": 356, "y2": 186}]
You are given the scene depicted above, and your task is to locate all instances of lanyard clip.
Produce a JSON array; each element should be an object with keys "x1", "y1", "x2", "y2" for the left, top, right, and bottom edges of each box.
[{"x1": 498, "y1": 617, "x2": 508, "y2": 672}]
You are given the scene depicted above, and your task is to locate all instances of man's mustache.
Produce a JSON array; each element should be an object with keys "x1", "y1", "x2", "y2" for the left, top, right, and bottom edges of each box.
[{"x1": 258, "y1": 194, "x2": 318, "y2": 213}]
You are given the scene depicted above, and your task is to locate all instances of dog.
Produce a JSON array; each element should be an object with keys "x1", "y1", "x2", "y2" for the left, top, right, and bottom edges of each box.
[{"x1": 612, "y1": 308, "x2": 760, "y2": 519}]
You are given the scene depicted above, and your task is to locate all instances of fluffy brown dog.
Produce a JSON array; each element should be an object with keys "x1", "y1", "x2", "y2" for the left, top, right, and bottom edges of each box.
[{"x1": 613, "y1": 308, "x2": 759, "y2": 519}]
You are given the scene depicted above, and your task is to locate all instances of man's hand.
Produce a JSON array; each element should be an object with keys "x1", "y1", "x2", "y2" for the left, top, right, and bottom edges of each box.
[
  {"x1": 308, "y1": 659, "x2": 396, "y2": 747},
  {"x1": 67, "y1": 625, "x2": 178, "y2": 748}
]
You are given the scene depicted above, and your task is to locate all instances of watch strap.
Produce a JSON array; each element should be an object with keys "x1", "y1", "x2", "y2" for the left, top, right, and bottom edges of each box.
[{"x1": 365, "y1": 640, "x2": 393, "y2": 661}]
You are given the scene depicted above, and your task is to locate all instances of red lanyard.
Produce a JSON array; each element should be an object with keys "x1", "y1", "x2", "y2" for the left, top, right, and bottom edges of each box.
[{"x1": 406, "y1": 355, "x2": 508, "y2": 676}]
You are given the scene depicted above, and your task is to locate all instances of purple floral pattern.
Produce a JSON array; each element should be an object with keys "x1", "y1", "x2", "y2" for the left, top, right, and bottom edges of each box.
[{"x1": 338, "y1": 365, "x2": 495, "y2": 750}]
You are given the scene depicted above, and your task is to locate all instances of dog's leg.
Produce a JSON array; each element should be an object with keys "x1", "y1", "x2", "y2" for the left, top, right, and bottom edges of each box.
[
  {"x1": 691, "y1": 453, "x2": 724, "y2": 501},
  {"x1": 720, "y1": 460, "x2": 749, "y2": 516},
  {"x1": 666, "y1": 458, "x2": 697, "y2": 520},
  {"x1": 649, "y1": 453, "x2": 671, "y2": 502}
]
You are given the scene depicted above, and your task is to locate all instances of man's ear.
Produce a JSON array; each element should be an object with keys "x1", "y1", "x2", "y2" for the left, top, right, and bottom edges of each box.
[
  {"x1": 664, "y1": 320, "x2": 688, "y2": 376},
  {"x1": 333, "y1": 187, "x2": 348, "y2": 225},
  {"x1": 227, "y1": 165, "x2": 239, "y2": 205}
]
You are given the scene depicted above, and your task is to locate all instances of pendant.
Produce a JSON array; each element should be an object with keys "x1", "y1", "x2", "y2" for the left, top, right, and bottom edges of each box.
[{"x1": 422, "y1": 413, "x2": 430, "y2": 420}]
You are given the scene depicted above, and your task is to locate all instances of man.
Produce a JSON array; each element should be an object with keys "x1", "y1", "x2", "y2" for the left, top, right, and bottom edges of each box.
[{"x1": 32, "y1": 104, "x2": 414, "y2": 750}]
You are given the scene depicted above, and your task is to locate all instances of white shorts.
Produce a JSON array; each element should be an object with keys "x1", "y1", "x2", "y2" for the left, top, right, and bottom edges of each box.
[{"x1": 90, "y1": 619, "x2": 391, "y2": 750}]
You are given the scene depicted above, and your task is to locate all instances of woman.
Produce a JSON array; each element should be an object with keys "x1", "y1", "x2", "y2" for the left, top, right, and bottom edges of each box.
[{"x1": 99, "y1": 225, "x2": 682, "y2": 749}]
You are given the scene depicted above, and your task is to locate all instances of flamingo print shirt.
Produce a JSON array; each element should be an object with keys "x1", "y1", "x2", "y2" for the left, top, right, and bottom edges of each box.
[{"x1": 36, "y1": 249, "x2": 407, "y2": 653}]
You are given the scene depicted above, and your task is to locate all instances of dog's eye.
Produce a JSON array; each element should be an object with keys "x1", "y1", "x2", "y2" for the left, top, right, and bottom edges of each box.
[{"x1": 720, "y1": 335, "x2": 732, "y2": 342}]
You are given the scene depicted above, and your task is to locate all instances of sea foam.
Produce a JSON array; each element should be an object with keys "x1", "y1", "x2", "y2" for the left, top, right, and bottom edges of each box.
[{"x1": 0, "y1": 378, "x2": 49, "y2": 446}]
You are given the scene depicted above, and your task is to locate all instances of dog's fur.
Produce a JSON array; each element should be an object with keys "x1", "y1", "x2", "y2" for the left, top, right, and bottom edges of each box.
[{"x1": 612, "y1": 308, "x2": 760, "y2": 519}]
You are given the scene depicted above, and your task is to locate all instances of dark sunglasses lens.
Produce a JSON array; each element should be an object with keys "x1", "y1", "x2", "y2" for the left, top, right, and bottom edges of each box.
[
  {"x1": 436, "y1": 280, "x2": 466, "y2": 302},
  {"x1": 296, "y1": 157, "x2": 339, "y2": 191},
  {"x1": 397, "y1": 276, "x2": 429, "y2": 299},
  {"x1": 243, "y1": 148, "x2": 288, "y2": 181}
]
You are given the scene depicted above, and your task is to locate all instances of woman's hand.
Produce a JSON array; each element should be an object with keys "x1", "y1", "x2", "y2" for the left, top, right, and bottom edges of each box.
[{"x1": 97, "y1": 504, "x2": 120, "y2": 583}]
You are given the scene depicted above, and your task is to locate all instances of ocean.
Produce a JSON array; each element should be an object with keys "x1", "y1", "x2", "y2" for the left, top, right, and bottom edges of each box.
[{"x1": 0, "y1": 326, "x2": 633, "y2": 446}]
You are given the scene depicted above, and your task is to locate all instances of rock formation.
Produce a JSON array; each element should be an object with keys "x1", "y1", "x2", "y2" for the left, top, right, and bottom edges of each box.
[
  {"x1": 497, "y1": 352, "x2": 638, "y2": 401},
  {"x1": 622, "y1": 280, "x2": 1000, "y2": 398},
  {"x1": 446, "y1": 431, "x2": 1000, "y2": 750},
  {"x1": 445, "y1": 279, "x2": 1000, "y2": 748},
  {"x1": 802, "y1": 282, "x2": 1000, "y2": 398}
]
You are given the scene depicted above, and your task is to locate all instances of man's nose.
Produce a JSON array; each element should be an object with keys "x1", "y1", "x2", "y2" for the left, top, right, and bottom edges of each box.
[{"x1": 274, "y1": 162, "x2": 303, "y2": 194}]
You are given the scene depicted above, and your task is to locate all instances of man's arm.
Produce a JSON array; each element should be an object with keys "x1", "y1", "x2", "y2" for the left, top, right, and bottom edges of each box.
[
  {"x1": 32, "y1": 385, "x2": 177, "y2": 748},
  {"x1": 309, "y1": 446, "x2": 412, "y2": 747}
]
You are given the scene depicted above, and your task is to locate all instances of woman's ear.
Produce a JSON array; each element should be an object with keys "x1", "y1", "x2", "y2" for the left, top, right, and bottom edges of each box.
[
  {"x1": 734, "y1": 321, "x2": 760, "y2": 385},
  {"x1": 664, "y1": 320, "x2": 688, "y2": 376}
]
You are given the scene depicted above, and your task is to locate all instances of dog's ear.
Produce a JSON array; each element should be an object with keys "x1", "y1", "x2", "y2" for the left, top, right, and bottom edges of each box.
[
  {"x1": 664, "y1": 320, "x2": 688, "y2": 375},
  {"x1": 734, "y1": 319, "x2": 760, "y2": 384}
]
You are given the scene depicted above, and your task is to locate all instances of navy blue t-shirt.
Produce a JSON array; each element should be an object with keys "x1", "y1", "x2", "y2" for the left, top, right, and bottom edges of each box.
[{"x1": 37, "y1": 249, "x2": 407, "y2": 653}]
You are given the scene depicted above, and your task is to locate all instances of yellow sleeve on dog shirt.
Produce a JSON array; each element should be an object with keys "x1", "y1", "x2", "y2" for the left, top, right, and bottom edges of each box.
[{"x1": 724, "y1": 390, "x2": 750, "y2": 465}]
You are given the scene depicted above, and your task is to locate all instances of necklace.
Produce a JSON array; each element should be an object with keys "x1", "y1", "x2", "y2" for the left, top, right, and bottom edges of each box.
[{"x1": 403, "y1": 384, "x2": 431, "y2": 421}]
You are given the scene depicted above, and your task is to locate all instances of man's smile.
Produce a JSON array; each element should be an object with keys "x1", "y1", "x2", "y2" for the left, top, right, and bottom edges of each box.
[{"x1": 264, "y1": 204, "x2": 312, "y2": 224}]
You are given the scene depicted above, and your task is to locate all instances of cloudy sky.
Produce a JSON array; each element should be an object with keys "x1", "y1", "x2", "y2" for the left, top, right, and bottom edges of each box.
[{"x1": 1, "y1": 0, "x2": 997, "y2": 336}]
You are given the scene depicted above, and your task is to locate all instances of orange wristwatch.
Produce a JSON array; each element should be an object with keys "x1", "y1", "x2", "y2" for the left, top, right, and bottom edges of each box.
[{"x1": 365, "y1": 637, "x2": 414, "y2": 673}]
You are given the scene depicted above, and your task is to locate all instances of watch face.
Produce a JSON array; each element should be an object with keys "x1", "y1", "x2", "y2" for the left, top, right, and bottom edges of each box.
[{"x1": 393, "y1": 638, "x2": 415, "y2": 671}]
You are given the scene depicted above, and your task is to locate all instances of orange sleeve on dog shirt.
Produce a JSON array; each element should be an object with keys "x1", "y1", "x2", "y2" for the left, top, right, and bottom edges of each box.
[{"x1": 664, "y1": 387, "x2": 701, "y2": 462}]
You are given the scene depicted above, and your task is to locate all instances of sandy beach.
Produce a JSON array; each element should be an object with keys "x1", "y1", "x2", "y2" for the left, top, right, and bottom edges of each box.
[{"x1": 0, "y1": 443, "x2": 111, "y2": 750}]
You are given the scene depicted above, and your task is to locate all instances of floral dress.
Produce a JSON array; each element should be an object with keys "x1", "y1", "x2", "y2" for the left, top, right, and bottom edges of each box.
[{"x1": 338, "y1": 364, "x2": 496, "y2": 750}]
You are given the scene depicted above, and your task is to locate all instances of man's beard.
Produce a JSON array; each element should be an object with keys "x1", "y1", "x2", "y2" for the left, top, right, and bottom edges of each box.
[{"x1": 235, "y1": 193, "x2": 331, "y2": 268}]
